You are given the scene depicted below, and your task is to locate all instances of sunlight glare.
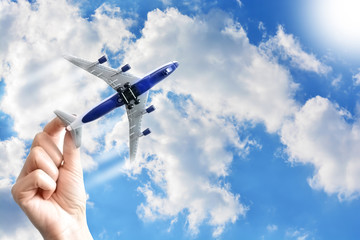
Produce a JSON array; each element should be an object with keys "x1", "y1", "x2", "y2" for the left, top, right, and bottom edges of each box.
[{"x1": 310, "y1": 0, "x2": 360, "y2": 56}]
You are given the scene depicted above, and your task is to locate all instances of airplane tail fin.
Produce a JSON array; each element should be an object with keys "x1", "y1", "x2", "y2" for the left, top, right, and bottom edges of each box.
[{"x1": 54, "y1": 110, "x2": 82, "y2": 148}]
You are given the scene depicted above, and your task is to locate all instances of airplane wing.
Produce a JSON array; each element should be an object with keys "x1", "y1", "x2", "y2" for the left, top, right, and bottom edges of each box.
[
  {"x1": 126, "y1": 92, "x2": 149, "y2": 162},
  {"x1": 64, "y1": 55, "x2": 139, "y2": 90}
]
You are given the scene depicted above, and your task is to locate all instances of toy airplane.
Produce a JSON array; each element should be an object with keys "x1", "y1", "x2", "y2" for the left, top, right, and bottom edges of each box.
[{"x1": 55, "y1": 55, "x2": 179, "y2": 161}]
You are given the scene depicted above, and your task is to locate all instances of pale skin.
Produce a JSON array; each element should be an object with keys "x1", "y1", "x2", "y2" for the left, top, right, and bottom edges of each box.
[{"x1": 11, "y1": 118, "x2": 93, "y2": 240}]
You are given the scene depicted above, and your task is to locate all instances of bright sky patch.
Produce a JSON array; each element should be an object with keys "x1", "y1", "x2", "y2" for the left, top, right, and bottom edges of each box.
[
  {"x1": 1, "y1": 0, "x2": 360, "y2": 239},
  {"x1": 306, "y1": 0, "x2": 360, "y2": 57}
]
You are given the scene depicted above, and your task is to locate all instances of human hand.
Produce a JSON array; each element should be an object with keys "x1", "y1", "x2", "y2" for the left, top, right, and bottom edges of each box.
[{"x1": 11, "y1": 118, "x2": 93, "y2": 240}]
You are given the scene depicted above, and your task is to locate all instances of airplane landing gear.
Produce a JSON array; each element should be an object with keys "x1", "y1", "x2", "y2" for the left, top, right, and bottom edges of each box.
[
  {"x1": 124, "y1": 82, "x2": 131, "y2": 89},
  {"x1": 117, "y1": 82, "x2": 140, "y2": 110},
  {"x1": 127, "y1": 104, "x2": 134, "y2": 110}
]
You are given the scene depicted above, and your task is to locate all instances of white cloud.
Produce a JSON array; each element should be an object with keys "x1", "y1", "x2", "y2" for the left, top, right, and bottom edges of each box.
[
  {"x1": 1, "y1": 1, "x2": 348, "y2": 238},
  {"x1": 352, "y1": 69, "x2": 360, "y2": 86},
  {"x1": 258, "y1": 21, "x2": 266, "y2": 31},
  {"x1": 160, "y1": 0, "x2": 173, "y2": 5},
  {"x1": 285, "y1": 228, "x2": 311, "y2": 240},
  {"x1": 125, "y1": 8, "x2": 298, "y2": 133},
  {"x1": 0, "y1": 137, "x2": 26, "y2": 179},
  {"x1": 167, "y1": 217, "x2": 178, "y2": 232},
  {"x1": 108, "y1": 94, "x2": 250, "y2": 237},
  {"x1": 92, "y1": 4, "x2": 135, "y2": 53},
  {"x1": 236, "y1": 0, "x2": 243, "y2": 7},
  {"x1": 0, "y1": 224, "x2": 41, "y2": 240},
  {"x1": 0, "y1": 138, "x2": 28, "y2": 239},
  {"x1": 258, "y1": 21, "x2": 267, "y2": 39},
  {"x1": 260, "y1": 25, "x2": 331, "y2": 75},
  {"x1": 0, "y1": 0, "x2": 136, "y2": 170},
  {"x1": 0, "y1": 182, "x2": 42, "y2": 240},
  {"x1": 331, "y1": 74, "x2": 342, "y2": 88},
  {"x1": 101, "y1": 7, "x2": 303, "y2": 237},
  {"x1": 0, "y1": 0, "x2": 132, "y2": 142},
  {"x1": 0, "y1": 0, "x2": 133, "y2": 238},
  {"x1": 281, "y1": 96, "x2": 360, "y2": 200},
  {"x1": 0, "y1": 157, "x2": 30, "y2": 240},
  {"x1": 267, "y1": 224, "x2": 278, "y2": 232}
]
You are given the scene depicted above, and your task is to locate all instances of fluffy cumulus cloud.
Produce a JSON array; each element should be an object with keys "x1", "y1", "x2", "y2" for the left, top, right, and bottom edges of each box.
[
  {"x1": 125, "y1": 8, "x2": 298, "y2": 133},
  {"x1": 0, "y1": 0, "x2": 135, "y2": 169},
  {"x1": 0, "y1": 0, "x2": 133, "y2": 238},
  {"x1": 107, "y1": 93, "x2": 250, "y2": 237},
  {"x1": 0, "y1": 180, "x2": 41, "y2": 240},
  {"x1": 1, "y1": 0, "x2": 350, "y2": 239},
  {"x1": 0, "y1": 137, "x2": 26, "y2": 179},
  {"x1": 0, "y1": 137, "x2": 28, "y2": 239},
  {"x1": 260, "y1": 25, "x2": 331, "y2": 75},
  {"x1": 281, "y1": 96, "x2": 360, "y2": 200},
  {"x1": 104, "y1": 7, "x2": 302, "y2": 236}
]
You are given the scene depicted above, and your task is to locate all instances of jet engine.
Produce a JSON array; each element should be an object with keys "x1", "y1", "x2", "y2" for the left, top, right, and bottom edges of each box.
[
  {"x1": 98, "y1": 55, "x2": 107, "y2": 64},
  {"x1": 146, "y1": 105, "x2": 156, "y2": 114},
  {"x1": 121, "y1": 64, "x2": 131, "y2": 72},
  {"x1": 142, "y1": 128, "x2": 151, "y2": 136}
]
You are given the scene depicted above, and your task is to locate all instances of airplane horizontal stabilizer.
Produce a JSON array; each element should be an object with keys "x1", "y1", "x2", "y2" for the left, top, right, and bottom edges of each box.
[{"x1": 54, "y1": 110, "x2": 82, "y2": 148}]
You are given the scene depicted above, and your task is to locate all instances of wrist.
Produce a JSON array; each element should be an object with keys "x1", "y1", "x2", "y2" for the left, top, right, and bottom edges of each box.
[{"x1": 43, "y1": 221, "x2": 93, "y2": 240}]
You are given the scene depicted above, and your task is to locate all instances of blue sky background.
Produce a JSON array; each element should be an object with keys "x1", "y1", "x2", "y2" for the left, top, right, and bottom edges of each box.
[{"x1": 1, "y1": 0, "x2": 360, "y2": 239}]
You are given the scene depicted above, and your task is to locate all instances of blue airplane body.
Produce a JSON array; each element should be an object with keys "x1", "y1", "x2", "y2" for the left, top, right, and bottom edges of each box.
[
  {"x1": 82, "y1": 61, "x2": 179, "y2": 123},
  {"x1": 55, "y1": 55, "x2": 179, "y2": 161}
]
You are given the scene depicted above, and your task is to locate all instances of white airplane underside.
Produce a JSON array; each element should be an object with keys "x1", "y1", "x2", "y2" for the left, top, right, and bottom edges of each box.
[{"x1": 55, "y1": 55, "x2": 179, "y2": 162}]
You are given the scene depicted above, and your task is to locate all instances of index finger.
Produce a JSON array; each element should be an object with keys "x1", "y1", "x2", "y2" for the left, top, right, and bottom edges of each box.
[{"x1": 43, "y1": 117, "x2": 65, "y2": 139}]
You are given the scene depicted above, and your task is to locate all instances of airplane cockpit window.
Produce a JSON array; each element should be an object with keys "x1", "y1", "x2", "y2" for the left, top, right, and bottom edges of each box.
[{"x1": 164, "y1": 67, "x2": 173, "y2": 75}]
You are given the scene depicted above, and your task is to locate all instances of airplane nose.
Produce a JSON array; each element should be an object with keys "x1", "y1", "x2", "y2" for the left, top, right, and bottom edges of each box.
[{"x1": 173, "y1": 61, "x2": 179, "y2": 68}]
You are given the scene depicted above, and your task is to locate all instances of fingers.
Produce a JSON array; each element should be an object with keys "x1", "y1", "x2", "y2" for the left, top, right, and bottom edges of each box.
[
  {"x1": 19, "y1": 146, "x2": 59, "y2": 181},
  {"x1": 62, "y1": 131, "x2": 81, "y2": 172},
  {"x1": 31, "y1": 132, "x2": 63, "y2": 167},
  {"x1": 14, "y1": 117, "x2": 82, "y2": 204},
  {"x1": 16, "y1": 117, "x2": 64, "y2": 201},
  {"x1": 12, "y1": 169, "x2": 57, "y2": 204},
  {"x1": 43, "y1": 117, "x2": 66, "y2": 142}
]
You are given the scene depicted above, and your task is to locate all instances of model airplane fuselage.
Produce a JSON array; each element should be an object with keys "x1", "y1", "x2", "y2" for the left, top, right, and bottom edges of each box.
[{"x1": 55, "y1": 55, "x2": 179, "y2": 161}]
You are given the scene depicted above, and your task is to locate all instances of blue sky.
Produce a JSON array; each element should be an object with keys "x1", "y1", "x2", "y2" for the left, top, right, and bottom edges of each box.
[{"x1": 1, "y1": 0, "x2": 360, "y2": 239}]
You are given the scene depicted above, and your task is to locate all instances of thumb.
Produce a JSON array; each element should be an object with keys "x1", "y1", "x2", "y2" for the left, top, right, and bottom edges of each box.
[{"x1": 62, "y1": 131, "x2": 82, "y2": 172}]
